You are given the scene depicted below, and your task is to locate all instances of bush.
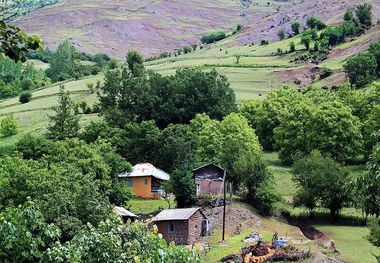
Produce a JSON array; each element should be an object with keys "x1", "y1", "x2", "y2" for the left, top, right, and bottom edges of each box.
[
  {"x1": 260, "y1": 39, "x2": 269, "y2": 45},
  {"x1": 0, "y1": 115, "x2": 19, "y2": 137},
  {"x1": 319, "y1": 67, "x2": 333, "y2": 79},
  {"x1": 277, "y1": 28, "x2": 286, "y2": 40},
  {"x1": 19, "y1": 91, "x2": 32, "y2": 103},
  {"x1": 344, "y1": 52, "x2": 377, "y2": 88},
  {"x1": 306, "y1": 16, "x2": 326, "y2": 30},
  {"x1": 291, "y1": 21, "x2": 301, "y2": 35},
  {"x1": 201, "y1": 31, "x2": 227, "y2": 44},
  {"x1": 289, "y1": 41, "x2": 296, "y2": 52}
]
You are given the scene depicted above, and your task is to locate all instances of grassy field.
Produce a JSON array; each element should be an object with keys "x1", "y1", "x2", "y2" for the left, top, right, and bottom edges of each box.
[{"x1": 128, "y1": 198, "x2": 176, "y2": 215}]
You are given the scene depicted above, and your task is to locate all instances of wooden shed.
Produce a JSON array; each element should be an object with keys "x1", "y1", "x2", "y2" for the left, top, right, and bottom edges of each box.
[
  {"x1": 114, "y1": 206, "x2": 137, "y2": 222},
  {"x1": 153, "y1": 207, "x2": 208, "y2": 245},
  {"x1": 119, "y1": 163, "x2": 170, "y2": 199},
  {"x1": 192, "y1": 163, "x2": 227, "y2": 196}
]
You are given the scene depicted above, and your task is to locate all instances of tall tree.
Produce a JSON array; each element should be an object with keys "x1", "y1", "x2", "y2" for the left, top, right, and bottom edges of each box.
[
  {"x1": 126, "y1": 50, "x2": 144, "y2": 76},
  {"x1": 344, "y1": 52, "x2": 377, "y2": 88},
  {"x1": 47, "y1": 85, "x2": 80, "y2": 140},
  {"x1": 355, "y1": 3, "x2": 373, "y2": 29}
]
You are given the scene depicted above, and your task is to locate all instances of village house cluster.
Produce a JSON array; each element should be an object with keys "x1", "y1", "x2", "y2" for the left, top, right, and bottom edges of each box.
[{"x1": 116, "y1": 162, "x2": 226, "y2": 245}]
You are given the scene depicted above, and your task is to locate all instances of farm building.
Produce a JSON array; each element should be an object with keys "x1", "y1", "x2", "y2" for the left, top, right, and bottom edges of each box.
[
  {"x1": 153, "y1": 207, "x2": 208, "y2": 245},
  {"x1": 119, "y1": 163, "x2": 170, "y2": 199},
  {"x1": 114, "y1": 206, "x2": 137, "y2": 222},
  {"x1": 193, "y1": 163, "x2": 227, "y2": 196}
]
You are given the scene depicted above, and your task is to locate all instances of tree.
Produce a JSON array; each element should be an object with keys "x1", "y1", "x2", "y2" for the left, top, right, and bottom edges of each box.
[
  {"x1": 368, "y1": 219, "x2": 380, "y2": 262},
  {"x1": 99, "y1": 66, "x2": 236, "y2": 128},
  {"x1": 43, "y1": 216, "x2": 203, "y2": 263},
  {"x1": 289, "y1": 41, "x2": 296, "y2": 52},
  {"x1": 369, "y1": 40, "x2": 380, "y2": 74},
  {"x1": 344, "y1": 52, "x2": 377, "y2": 88},
  {"x1": 47, "y1": 85, "x2": 80, "y2": 140},
  {"x1": 0, "y1": 21, "x2": 44, "y2": 62},
  {"x1": 292, "y1": 151, "x2": 351, "y2": 220},
  {"x1": 291, "y1": 21, "x2": 301, "y2": 35},
  {"x1": 344, "y1": 9, "x2": 355, "y2": 22},
  {"x1": 0, "y1": 200, "x2": 61, "y2": 262},
  {"x1": 300, "y1": 33, "x2": 311, "y2": 50},
  {"x1": 0, "y1": 114, "x2": 19, "y2": 137},
  {"x1": 355, "y1": 3, "x2": 373, "y2": 29},
  {"x1": 126, "y1": 50, "x2": 144, "y2": 76},
  {"x1": 235, "y1": 55, "x2": 241, "y2": 64},
  {"x1": 306, "y1": 16, "x2": 326, "y2": 30},
  {"x1": 277, "y1": 28, "x2": 286, "y2": 40},
  {"x1": 355, "y1": 141, "x2": 380, "y2": 219},
  {"x1": 45, "y1": 40, "x2": 77, "y2": 82},
  {"x1": 169, "y1": 170, "x2": 196, "y2": 208},
  {"x1": 19, "y1": 91, "x2": 32, "y2": 103}
]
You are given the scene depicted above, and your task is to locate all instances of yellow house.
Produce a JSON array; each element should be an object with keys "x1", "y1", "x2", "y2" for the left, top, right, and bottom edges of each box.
[{"x1": 119, "y1": 163, "x2": 170, "y2": 199}]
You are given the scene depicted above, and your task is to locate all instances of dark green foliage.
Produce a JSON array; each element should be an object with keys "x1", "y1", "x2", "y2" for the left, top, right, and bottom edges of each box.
[
  {"x1": 169, "y1": 170, "x2": 196, "y2": 208},
  {"x1": 200, "y1": 31, "x2": 227, "y2": 44},
  {"x1": 344, "y1": 9, "x2": 355, "y2": 22},
  {"x1": 319, "y1": 67, "x2": 333, "y2": 79},
  {"x1": 260, "y1": 39, "x2": 269, "y2": 45},
  {"x1": 369, "y1": 40, "x2": 380, "y2": 73},
  {"x1": 289, "y1": 41, "x2": 296, "y2": 52},
  {"x1": 306, "y1": 16, "x2": 326, "y2": 30},
  {"x1": 19, "y1": 91, "x2": 32, "y2": 103},
  {"x1": 355, "y1": 142, "x2": 380, "y2": 218},
  {"x1": 0, "y1": 21, "x2": 44, "y2": 62},
  {"x1": 126, "y1": 50, "x2": 144, "y2": 76},
  {"x1": 344, "y1": 52, "x2": 377, "y2": 88},
  {"x1": 291, "y1": 21, "x2": 301, "y2": 35},
  {"x1": 99, "y1": 63, "x2": 236, "y2": 128},
  {"x1": 368, "y1": 219, "x2": 380, "y2": 247},
  {"x1": 355, "y1": 3, "x2": 373, "y2": 29},
  {"x1": 0, "y1": 58, "x2": 47, "y2": 99},
  {"x1": 300, "y1": 33, "x2": 311, "y2": 50},
  {"x1": 16, "y1": 134, "x2": 53, "y2": 160},
  {"x1": 47, "y1": 85, "x2": 80, "y2": 140},
  {"x1": 43, "y1": 217, "x2": 203, "y2": 263},
  {"x1": 292, "y1": 151, "x2": 351, "y2": 220}
]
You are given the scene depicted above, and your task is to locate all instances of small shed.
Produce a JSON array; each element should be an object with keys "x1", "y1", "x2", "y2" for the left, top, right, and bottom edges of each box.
[
  {"x1": 114, "y1": 206, "x2": 137, "y2": 222},
  {"x1": 153, "y1": 207, "x2": 208, "y2": 245},
  {"x1": 192, "y1": 163, "x2": 227, "y2": 196}
]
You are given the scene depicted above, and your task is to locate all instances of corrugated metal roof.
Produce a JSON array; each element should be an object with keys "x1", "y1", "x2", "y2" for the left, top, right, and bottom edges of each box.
[
  {"x1": 153, "y1": 207, "x2": 203, "y2": 221},
  {"x1": 114, "y1": 206, "x2": 137, "y2": 218},
  {"x1": 119, "y1": 163, "x2": 170, "y2": 181}
]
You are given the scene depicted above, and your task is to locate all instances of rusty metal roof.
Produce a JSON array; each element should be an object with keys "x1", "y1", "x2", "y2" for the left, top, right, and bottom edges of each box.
[{"x1": 153, "y1": 207, "x2": 205, "y2": 221}]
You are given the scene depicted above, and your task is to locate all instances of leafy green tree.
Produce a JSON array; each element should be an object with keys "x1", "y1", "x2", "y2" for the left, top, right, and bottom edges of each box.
[
  {"x1": 306, "y1": 16, "x2": 326, "y2": 30},
  {"x1": 277, "y1": 28, "x2": 286, "y2": 40},
  {"x1": 43, "y1": 216, "x2": 203, "y2": 263},
  {"x1": 362, "y1": 106, "x2": 380, "y2": 157},
  {"x1": 0, "y1": 21, "x2": 44, "y2": 62},
  {"x1": 126, "y1": 50, "x2": 144, "y2": 76},
  {"x1": 355, "y1": 141, "x2": 380, "y2": 219},
  {"x1": 169, "y1": 170, "x2": 196, "y2": 208},
  {"x1": 291, "y1": 21, "x2": 301, "y2": 35},
  {"x1": 369, "y1": 40, "x2": 380, "y2": 74},
  {"x1": 300, "y1": 33, "x2": 311, "y2": 50},
  {"x1": 0, "y1": 114, "x2": 19, "y2": 137},
  {"x1": 47, "y1": 85, "x2": 80, "y2": 140},
  {"x1": 0, "y1": 200, "x2": 61, "y2": 262},
  {"x1": 289, "y1": 41, "x2": 296, "y2": 52},
  {"x1": 16, "y1": 133, "x2": 53, "y2": 160},
  {"x1": 344, "y1": 52, "x2": 377, "y2": 88},
  {"x1": 292, "y1": 151, "x2": 351, "y2": 220},
  {"x1": 240, "y1": 86, "x2": 301, "y2": 150},
  {"x1": 45, "y1": 40, "x2": 77, "y2": 82},
  {"x1": 99, "y1": 66, "x2": 236, "y2": 128},
  {"x1": 355, "y1": 3, "x2": 373, "y2": 29},
  {"x1": 344, "y1": 9, "x2": 355, "y2": 22}
]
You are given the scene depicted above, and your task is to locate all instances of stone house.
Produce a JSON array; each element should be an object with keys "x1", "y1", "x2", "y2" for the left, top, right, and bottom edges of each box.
[
  {"x1": 153, "y1": 207, "x2": 208, "y2": 245},
  {"x1": 192, "y1": 163, "x2": 227, "y2": 196}
]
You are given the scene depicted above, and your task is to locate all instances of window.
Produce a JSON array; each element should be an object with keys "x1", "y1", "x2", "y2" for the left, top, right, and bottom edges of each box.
[
  {"x1": 168, "y1": 223, "x2": 174, "y2": 233},
  {"x1": 144, "y1": 178, "x2": 148, "y2": 185},
  {"x1": 127, "y1": 178, "x2": 133, "y2": 187}
]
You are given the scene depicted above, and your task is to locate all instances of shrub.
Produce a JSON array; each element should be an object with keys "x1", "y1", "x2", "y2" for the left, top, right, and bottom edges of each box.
[
  {"x1": 19, "y1": 91, "x2": 32, "y2": 103},
  {"x1": 291, "y1": 21, "x2": 301, "y2": 35},
  {"x1": 1, "y1": 115, "x2": 19, "y2": 137},
  {"x1": 277, "y1": 28, "x2": 286, "y2": 40},
  {"x1": 200, "y1": 31, "x2": 227, "y2": 44},
  {"x1": 289, "y1": 41, "x2": 296, "y2": 52},
  {"x1": 319, "y1": 67, "x2": 333, "y2": 79},
  {"x1": 306, "y1": 16, "x2": 326, "y2": 30},
  {"x1": 260, "y1": 39, "x2": 269, "y2": 45}
]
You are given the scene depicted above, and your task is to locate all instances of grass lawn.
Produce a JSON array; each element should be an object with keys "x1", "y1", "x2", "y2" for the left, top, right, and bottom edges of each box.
[
  {"x1": 128, "y1": 198, "x2": 176, "y2": 215},
  {"x1": 314, "y1": 225, "x2": 379, "y2": 263}
]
